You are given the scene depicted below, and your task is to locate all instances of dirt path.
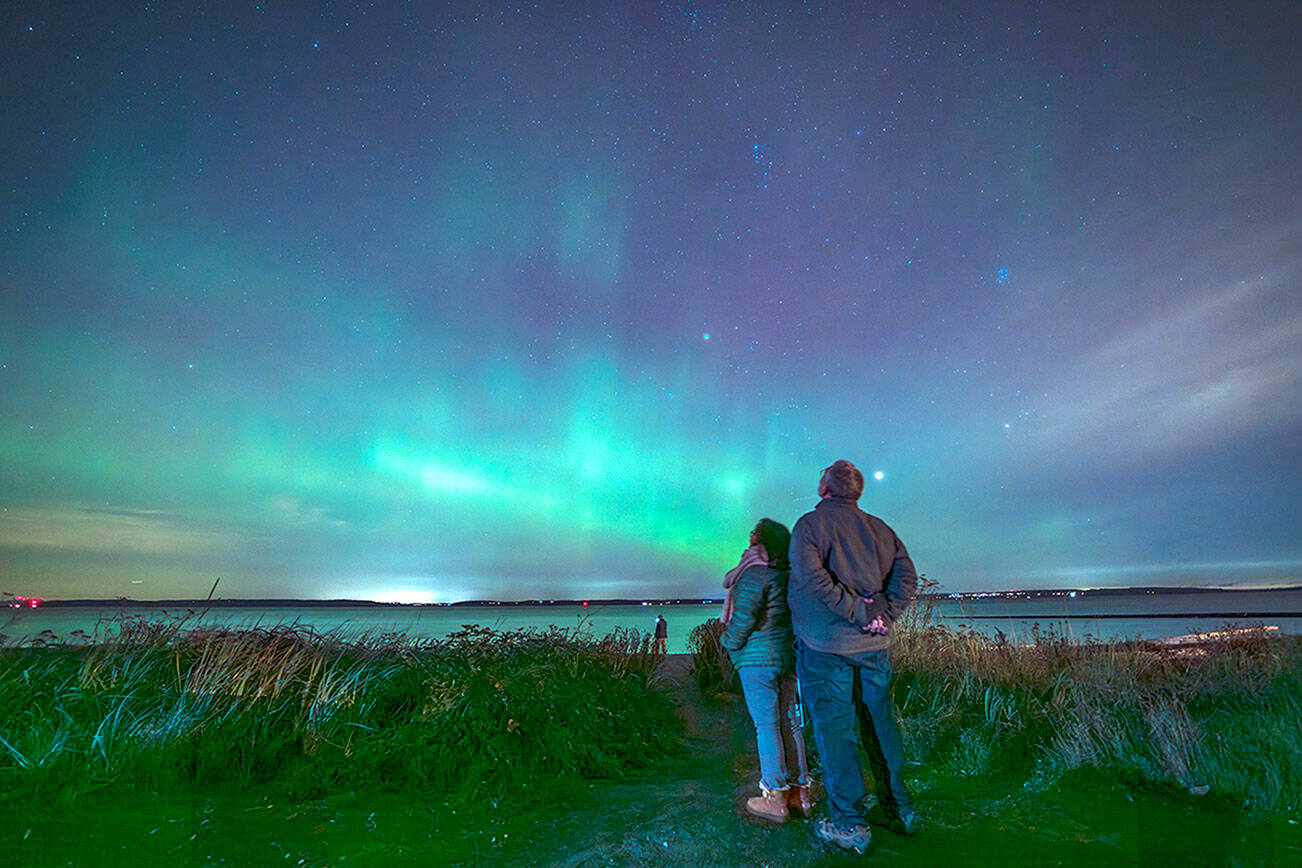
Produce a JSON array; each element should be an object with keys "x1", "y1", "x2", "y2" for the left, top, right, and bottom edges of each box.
[{"x1": 519, "y1": 655, "x2": 913, "y2": 867}]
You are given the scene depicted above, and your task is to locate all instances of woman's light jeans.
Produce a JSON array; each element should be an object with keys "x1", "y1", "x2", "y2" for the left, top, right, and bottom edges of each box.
[{"x1": 738, "y1": 665, "x2": 811, "y2": 792}]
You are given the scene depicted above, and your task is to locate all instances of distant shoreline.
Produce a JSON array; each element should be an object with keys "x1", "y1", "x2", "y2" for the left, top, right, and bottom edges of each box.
[
  {"x1": 17, "y1": 585, "x2": 1302, "y2": 608},
  {"x1": 25, "y1": 597, "x2": 719, "y2": 609}
]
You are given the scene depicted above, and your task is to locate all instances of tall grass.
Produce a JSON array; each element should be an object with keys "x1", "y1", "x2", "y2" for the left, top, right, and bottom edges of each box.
[
  {"x1": 892, "y1": 579, "x2": 1302, "y2": 815},
  {"x1": 0, "y1": 617, "x2": 674, "y2": 801}
]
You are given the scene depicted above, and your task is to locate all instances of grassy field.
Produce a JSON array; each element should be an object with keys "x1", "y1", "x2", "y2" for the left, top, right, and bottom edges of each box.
[{"x1": 2, "y1": 605, "x2": 1300, "y2": 865}]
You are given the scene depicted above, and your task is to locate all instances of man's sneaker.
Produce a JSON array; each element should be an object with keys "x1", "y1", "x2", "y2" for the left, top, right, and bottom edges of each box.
[
  {"x1": 814, "y1": 817, "x2": 872, "y2": 855},
  {"x1": 892, "y1": 806, "x2": 921, "y2": 836},
  {"x1": 866, "y1": 796, "x2": 921, "y2": 836}
]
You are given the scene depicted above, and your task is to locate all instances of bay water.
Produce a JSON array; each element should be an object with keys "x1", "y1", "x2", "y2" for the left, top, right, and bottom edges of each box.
[{"x1": 4, "y1": 588, "x2": 1299, "y2": 654}]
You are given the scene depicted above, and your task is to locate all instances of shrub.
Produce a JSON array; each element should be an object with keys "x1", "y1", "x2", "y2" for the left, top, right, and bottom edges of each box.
[{"x1": 686, "y1": 618, "x2": 738, "y2": 697}]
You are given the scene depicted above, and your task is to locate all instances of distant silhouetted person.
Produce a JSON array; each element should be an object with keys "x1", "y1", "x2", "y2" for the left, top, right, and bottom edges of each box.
[
  {"x1": 720, "y1": 517, "x2": 813, "y2": 823},
  {"x1": 653, "y1": 614, "x2": 668, "y2": 653},
  {"x1": 788, "y1": 459, "x2": 919, "y2": 854}
]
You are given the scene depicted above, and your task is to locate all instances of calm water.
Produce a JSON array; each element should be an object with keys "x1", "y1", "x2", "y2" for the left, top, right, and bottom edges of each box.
[{"x1": 3, "y1": 589, "x2": 1299, "y2": 653}]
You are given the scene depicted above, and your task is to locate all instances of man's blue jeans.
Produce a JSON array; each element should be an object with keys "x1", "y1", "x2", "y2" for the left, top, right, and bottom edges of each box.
[
  {"x1": 737, "y1": 666, "x2": 811, "y2": 792},
  {"x1": 796, "y1": 642, "x2": 910, "y2": 828}
]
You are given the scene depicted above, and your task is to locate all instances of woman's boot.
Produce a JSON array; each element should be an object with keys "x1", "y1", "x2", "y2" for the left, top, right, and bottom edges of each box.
[
  {"x1": 745, "y1": 787, "x2": 789, "y2": 823},
  {"x1": 786, "y1": 784, "x2": 814, "y2": 817}
]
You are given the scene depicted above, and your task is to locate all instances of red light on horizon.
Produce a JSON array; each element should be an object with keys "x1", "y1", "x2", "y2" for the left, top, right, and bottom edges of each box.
[{"x1": 5, "y1": 594, "x2": 41, "y2": 608}]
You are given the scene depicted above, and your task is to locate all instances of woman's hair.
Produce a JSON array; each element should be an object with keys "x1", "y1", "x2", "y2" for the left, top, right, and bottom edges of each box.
[{"x1": 753, "y1": 517, "x2": 791, "y2": 570}]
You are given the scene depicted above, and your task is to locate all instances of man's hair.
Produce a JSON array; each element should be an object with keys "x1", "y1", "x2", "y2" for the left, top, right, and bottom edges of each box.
[{"x1": 822, "y1": 459, "x2": 865, "y2": 500}]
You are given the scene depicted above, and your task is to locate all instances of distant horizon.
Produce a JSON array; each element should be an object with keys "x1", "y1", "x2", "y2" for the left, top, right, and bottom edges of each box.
[{"x1": 14, "y1": 582, "x2": 1302, "y2": 607}]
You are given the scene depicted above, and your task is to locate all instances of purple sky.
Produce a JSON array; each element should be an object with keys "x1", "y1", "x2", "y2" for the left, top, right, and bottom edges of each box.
[{"x1": 1, "y1": 1, "x2": 1298, "y2": 601}]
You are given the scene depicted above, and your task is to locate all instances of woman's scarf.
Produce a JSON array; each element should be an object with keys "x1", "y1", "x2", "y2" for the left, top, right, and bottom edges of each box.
[{"x1": 721, "y1": 543, "x2": 769, "y2": 625}]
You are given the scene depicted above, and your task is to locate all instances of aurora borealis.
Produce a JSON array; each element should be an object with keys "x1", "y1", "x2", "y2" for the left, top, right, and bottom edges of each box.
[{"x1": 2, "y1": 2, "x2": 1298, "y2": 602}]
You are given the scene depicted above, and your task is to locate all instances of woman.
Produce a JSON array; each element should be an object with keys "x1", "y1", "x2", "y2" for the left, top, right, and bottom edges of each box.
[{"x1": 720, "y1": 518, "x2": 813, "y2": 823}]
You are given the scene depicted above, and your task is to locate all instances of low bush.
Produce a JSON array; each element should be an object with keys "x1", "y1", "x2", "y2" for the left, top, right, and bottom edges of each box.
[{"x1": 686, "y1": 618, "x2": 737, "y2": 697}]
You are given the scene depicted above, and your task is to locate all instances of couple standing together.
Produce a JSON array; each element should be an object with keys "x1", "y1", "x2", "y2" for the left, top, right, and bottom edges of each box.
[{"x1": 719, "y1": 459, "x2": 919, "y2": 855}]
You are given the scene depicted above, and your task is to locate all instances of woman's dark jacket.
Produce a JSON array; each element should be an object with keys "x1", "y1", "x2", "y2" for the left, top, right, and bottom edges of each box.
[{"x1": 720, "y1": 565, "x2": 796, "y2": 670}]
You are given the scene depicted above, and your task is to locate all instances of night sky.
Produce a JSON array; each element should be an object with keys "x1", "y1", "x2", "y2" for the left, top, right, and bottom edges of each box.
[{"x1": 2, "y1": 2, "x2": 1298, "y2": 602}]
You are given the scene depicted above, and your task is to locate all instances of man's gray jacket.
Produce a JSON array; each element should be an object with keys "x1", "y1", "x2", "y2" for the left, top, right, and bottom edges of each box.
[{"x1": 788, "y1": 496, "x2": 918, "y2": 654}]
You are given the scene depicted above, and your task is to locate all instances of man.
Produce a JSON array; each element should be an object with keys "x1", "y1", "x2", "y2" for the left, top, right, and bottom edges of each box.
[
  {"x1": 788, "y1": 459, "x2": 919, "y2": 854},
  {"x1": 653, "y1": 614, "x2": 668, "y2": 654}
]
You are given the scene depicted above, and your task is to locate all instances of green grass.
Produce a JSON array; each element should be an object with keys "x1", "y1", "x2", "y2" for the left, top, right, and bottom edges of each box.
[
  {"x1": 0, "y1": 617, "x2": 676, "y2": 805},
  {"x1": 891, "y1": 589, "x2": 1302, "y2": 817}
]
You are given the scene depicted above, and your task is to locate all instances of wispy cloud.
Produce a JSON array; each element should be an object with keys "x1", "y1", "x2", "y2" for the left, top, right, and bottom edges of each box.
[
  {"x1": 268, "y1": 497, "x2": 348, "y2": 530},
  {"x1": 1020, "y1": 560, "x2": 1302, "y2": 587},
  {"x1": 0, "y1": 506, "x2": 234, "y2": 555},
  {"x1": 1027, "y1": 270, "x2": 1300, "y2": 458}
]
